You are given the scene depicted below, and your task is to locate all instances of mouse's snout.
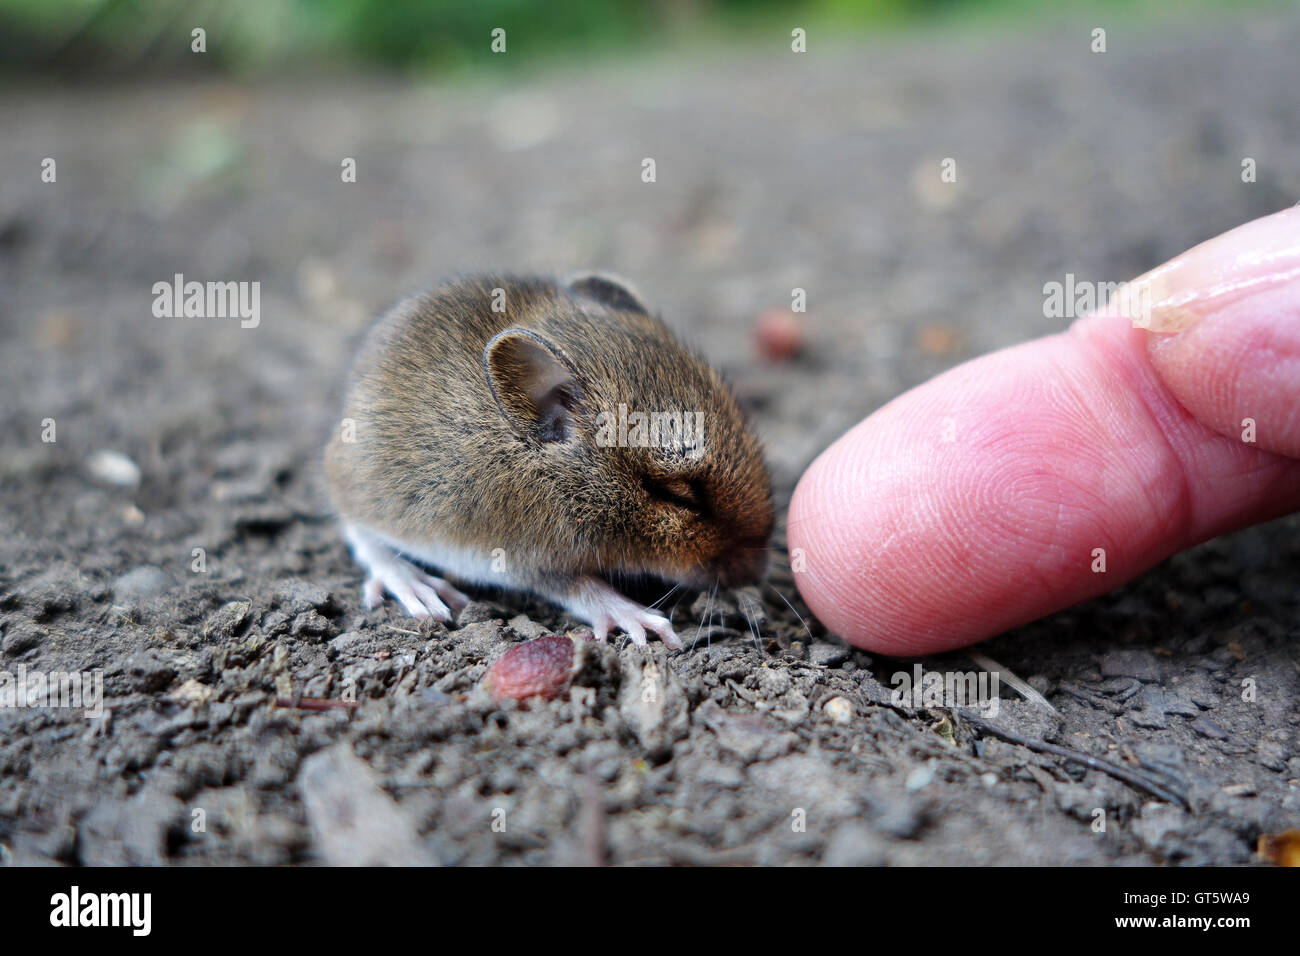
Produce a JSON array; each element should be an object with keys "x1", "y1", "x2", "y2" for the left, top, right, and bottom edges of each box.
[{"x1": 706, "y1": 535, "x2": 771, "y2": 587}]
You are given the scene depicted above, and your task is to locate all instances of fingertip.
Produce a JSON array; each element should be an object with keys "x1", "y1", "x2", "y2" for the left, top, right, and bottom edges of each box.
[{"x1": 786, "y1": 330, "x2": 1194, "y2": 655}]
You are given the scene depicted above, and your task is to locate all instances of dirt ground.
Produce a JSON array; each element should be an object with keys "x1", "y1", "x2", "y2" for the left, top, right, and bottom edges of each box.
[{"x1": 2, "y1": 12, "x2": 1299, "y2": 866}]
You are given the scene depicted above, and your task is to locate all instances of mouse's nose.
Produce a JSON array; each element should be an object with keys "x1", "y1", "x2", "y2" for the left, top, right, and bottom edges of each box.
[{"x1": 711, "y1": 537, "x2": 770, "y2": 586}]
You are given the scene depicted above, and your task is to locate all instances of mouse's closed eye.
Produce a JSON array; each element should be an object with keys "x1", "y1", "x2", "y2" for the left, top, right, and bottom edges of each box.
[{"x1": 642, "y1": 476, "x2": 710, "y2": 515}]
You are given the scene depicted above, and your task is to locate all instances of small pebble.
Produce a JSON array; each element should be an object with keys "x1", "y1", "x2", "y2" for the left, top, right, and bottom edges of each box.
[
  {"x1": 905, "y1": 763, "x2": 935, "y2": 791},
  {"x1": 1191, "y1": 717, "x2": 1230, "y2": 740},
  {"x1": 823, "y1": 696, "x2": 853, "y2": 725},
  {"x1": 809, "y1": 641, "x2": 850, "y2": 668},
  {"x1": 86, "y1": 449, "x2": 141, "y2": 488}
]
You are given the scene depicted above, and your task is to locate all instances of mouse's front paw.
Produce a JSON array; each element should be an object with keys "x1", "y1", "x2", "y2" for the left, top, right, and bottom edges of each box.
[
  {"x1": 566, "y1": 577, "x2": 682, "y2": 649},
  {"x1": 362, "y1": 562, "x2": 469, "y2": 622}
]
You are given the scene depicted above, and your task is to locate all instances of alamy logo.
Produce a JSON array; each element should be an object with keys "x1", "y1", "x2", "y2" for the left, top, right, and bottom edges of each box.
[
  {"x1": 595, "y1": 403, "x2": 705, "y2": 459},
  {"x1": 50, "y1": 886, "x2": 151, "y2": 936},
  {"x1": 1043, "y1": 273, "x2": 1153, "y2": 327},
  {"x1": 0, "y1": 665, "x2": 104, "y2": 718},
  {"x1": 890, "y1": 664, "x2": 1001, "y2": 717},
  {"x1": 152, "y1": 273, "x2": 260, "y2": 328}
]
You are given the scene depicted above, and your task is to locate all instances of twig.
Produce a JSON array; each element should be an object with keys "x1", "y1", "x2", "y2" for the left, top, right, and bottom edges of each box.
[
  {"x1": 275, "y1": 696, "x2": 358, "y2": 712},
  {"x1": 957, "y1": 709, "x2": 1190, "y2": 810}
]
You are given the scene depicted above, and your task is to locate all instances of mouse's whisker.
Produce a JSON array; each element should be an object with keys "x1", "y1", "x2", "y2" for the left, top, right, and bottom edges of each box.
[
  {"x1": 708, "y1": 581, "x2": 719, "y2": 649},
  {"x1": 741, "y1": 600, "x2": 761, "y2": 653},
  {"x1": 766, "y1": 582, "x2": 812, "y2": 641},
  {"x1": 690, "y1": 587, "x2": 710, "y2": 653},
  {"x1": 648, "y1": 582, "x2": 682, "y2": 611},
  {"x1": 690, "y1": 580, "x2": 719, "y2": 653},
  {"x1": 781, "y1": 506, "x2": 835, "y2": 531}
]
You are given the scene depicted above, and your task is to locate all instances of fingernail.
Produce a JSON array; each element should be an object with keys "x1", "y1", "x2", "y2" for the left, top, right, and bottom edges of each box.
[{"x1": 1118, "y1": 206, "x2": 1300, "y2": 332}]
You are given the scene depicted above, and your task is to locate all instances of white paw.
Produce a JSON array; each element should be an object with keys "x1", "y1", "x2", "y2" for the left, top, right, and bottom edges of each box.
[
  {"x1": 362, "y1": 561, "x2": 469, "y2": 621},
  {"x1": 567, "y1": 577, "x2": 682, "y2": 649},
  {"x1": 345, "y1": 524, "x2": 469, "y2": 621}
]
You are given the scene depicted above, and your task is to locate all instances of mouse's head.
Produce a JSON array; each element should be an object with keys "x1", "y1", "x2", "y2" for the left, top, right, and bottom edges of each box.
[{"x1": 483, "y1": 273, "x2": 774, "y2": 589}]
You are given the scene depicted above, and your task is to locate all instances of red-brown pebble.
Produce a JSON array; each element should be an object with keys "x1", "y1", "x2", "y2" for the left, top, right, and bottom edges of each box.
[
  {"x1": 482, "y1": 635, "x2": 575, "y2": 702},
  {"x1": 755, "y1": 308, "x2": 804, "y2": 362}
]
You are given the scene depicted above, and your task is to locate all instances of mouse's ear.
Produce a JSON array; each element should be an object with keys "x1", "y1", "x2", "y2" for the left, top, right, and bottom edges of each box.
[
  {"x1": 565, "y1": 272, "x2": 649, "y2": 315},
  {"x1": 483, "y1": 328, "x2": 584, "y2": 443}
]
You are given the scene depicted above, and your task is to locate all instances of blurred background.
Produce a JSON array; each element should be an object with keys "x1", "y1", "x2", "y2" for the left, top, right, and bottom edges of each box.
[
  {"x1": 0, "y1": 0, "x2": 1283, "y2": 77},
  {"x1": 2, "y1": 0, "x2": 1299, "y2": 866}
]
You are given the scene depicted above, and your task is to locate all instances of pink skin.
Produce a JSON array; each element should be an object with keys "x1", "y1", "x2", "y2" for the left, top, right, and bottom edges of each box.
[{"x1": 788, "y1": 207, "x2": 1300, "y2": 655}]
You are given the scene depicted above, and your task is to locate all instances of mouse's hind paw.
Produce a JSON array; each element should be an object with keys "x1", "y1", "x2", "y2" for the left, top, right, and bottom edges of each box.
[
  {"x1": 362, "y1": 564, "x2": 468, "y2": 621},
  {"x1": 345, "y1": 524, "x2": 469, "y2": 621}
]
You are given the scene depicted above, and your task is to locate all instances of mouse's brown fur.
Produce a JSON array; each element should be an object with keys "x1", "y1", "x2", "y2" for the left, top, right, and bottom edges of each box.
[{"x1": 325, "y1": 273, "x2": 773, "y2": 602}]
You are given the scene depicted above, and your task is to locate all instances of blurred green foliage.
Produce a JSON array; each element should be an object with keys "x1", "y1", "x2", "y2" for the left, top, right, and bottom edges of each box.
[{"x1": 0, "y1": 0, "x2": 1279, "y2": 77}]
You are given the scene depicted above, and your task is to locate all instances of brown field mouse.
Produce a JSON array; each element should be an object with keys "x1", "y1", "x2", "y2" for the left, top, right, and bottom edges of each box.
[{"x1": 324, "y1": 273, "x2": 774, "y2": 647}]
